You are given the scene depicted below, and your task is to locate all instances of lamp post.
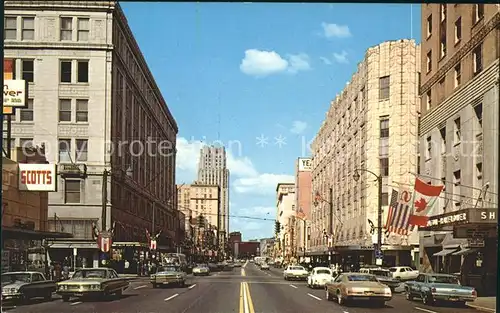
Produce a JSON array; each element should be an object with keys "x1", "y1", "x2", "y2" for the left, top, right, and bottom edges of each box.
[{"x1": 353, "y1": 168, "x2": 383, "y2": 265}]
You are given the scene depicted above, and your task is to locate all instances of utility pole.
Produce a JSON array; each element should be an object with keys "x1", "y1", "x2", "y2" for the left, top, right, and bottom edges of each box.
[
  {"x1": 329, "y1": 187, "x2": 334, "y2": 236},
  {"x1": 101, "y1": 169, "x2": 109, "y2": 231}
]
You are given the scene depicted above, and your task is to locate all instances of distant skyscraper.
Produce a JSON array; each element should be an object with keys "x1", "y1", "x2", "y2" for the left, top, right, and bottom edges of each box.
[{"x1": 197, "y1": 146, "x2": 230, "y2": 243}]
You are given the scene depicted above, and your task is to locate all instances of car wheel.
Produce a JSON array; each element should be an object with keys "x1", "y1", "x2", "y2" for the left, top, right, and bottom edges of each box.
[
  {"x1": 180, "y1": 281, "x2": 186, "y2": 287},
  {"x1": 406, "y1": 289, "x2": 413, "y2": 301},
  {"x1": 325, "y1": 288, "x2": 334, "y2": 301},
  {"x1": 422, "y1": 292, "x2": 434, "y2": 306},
  {"x1": 152, "y1": 283, "x2": 158, "y2": 288},
  {"x1": 62, "y1": 295, "x2": 70, "y2": 302},
  {"x1": 337, "y1": 290, "x2": 345, "y2": 305}
]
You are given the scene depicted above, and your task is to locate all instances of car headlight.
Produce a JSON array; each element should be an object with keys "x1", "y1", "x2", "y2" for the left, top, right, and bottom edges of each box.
[
  {"x1": 384, "y1": 288, "x2": 392, "y2": 295},
  {"x1": 176, "y1": 275, "x2": 182, "y2": 278}
]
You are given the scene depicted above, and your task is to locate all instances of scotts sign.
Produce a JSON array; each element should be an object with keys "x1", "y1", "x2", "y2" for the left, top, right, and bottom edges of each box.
[
  {"x1": 98, "y1": 232, "x2": 113, "y2": 253},
  {"x1": 18, "y1": 164, "x2": 57, "y2": 192}
]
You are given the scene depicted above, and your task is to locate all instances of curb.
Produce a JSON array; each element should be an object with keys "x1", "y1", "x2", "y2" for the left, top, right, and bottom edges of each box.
[{"x1": 466, "y1": 303, "x2": 496, "y2": 312}]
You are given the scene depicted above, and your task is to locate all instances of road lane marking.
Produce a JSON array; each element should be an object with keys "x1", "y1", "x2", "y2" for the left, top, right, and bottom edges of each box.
[
  {"x1": 243, "y1": 260, "x2": 249, "y2": 268},
  {"x1": 241, "y1": 269, "x2": 246, "y2": 276},
  {"x1": 239, "y1": 282, "x2": 244, "y2": 313},
  {"x1": 466, "y1": 304, "x2": 496, "y2": 312},
  {"x1": 415, "y1": 307, "x2": 438, "y2": 313},
  {"x1": 307, "y1": 293, "x2": 322, "y2": 301},
  {"x1": 289, "y1": 284, "x2": 298, "y2": 288},
  {"x1": 244, "y1": 282, "x2": 255, "y2": 313},
  {"x1": 241, "y1": 282, "x2": 250, "y2": 313},
  {"x1": 70, "y1": 301, "x2": 82, "y2": 306},
  {"x1": 188, "y1": 284, "x2": 196, "y2": 289},
  {"x1": 164, "y1": 294, "x2": 179, "y2": 301},
  {"x1": 134, "y1": 284, "x2": 147, "y2": 290}
]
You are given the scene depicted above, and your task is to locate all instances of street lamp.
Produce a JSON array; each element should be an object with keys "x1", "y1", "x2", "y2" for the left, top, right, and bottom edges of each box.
[{"x1": 353, "y1": 168, "x2": 383, "y2": 265}]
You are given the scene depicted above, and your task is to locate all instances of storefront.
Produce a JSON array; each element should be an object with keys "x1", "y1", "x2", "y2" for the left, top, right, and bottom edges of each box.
[{"x1": 420, "y1": 207, "x2": 498, "y2": 296}]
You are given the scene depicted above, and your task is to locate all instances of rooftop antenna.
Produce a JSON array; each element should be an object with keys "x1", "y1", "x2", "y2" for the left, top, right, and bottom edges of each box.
[{"x1": 410, "y1": 4, "x2": 413, "y2": 39}]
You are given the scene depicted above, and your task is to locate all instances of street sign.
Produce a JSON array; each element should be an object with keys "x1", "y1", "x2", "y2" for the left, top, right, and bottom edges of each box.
[{"x1": 97, "y1": 232, "x2": 112, "y2": 253}]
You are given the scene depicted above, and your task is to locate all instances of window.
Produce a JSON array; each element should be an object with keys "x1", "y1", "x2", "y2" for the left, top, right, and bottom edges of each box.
[
  {"x1": 426, "y1": 90, "x2": 431, "y2": 111},
  {"x1": 426, "y1": 136, "x2": 432, "y2": 159},
  {"x1": 440, "y1": 4, "x2": 446, "y2": 22},
  {"x1": 380, "y1": 118, "x2": 389, "y2": 138},
  {"x1": 454, "y1": 118, "x2": 461, "y2": 143},
  {"x1": 2, "y1": 138, "x2": 15, "y2": 153},
  {"x1": 20, "y1": 99, "x2": 34, "y2": 122},
  {"x1": 474, "y1": 103, "x2": 483, "y2": 127},
  {"x1": 454, "y1": 17, "x2": 462, "y2": 43},
  {"x1": 64, "y1": 180, "x2": 81, "y2": 203},
  {"x1": 77, "y1": 61, "x2": 89, "y2": 83},
  {"x1": 380, "y1": 158, "x2": 389, "y2": 177},
  {"x1": 59, "y1": 139, "x2": 72, "y2": 162},
  {"x1": 60, "y1": 61, "x2": 72, "y2": 83},
  {"x1": 21, "y1": 60, "x2": 34, "y2": 82},
  {"x1": 439, "y1": 127, "x2": 446, "y2": 152},
  {"x1": 379, "y1": 76, "x2": 390, "y2": 100},
  {"x1": 76, "y1": 139, "x2": 88, "y2": 162},
  {"x1": 473, "y1": 4, "x2": 484, "y2": 24},
  {"x1": 21, "y1": 17, "x2": 34, "y2": 40},
  {"x1": 59, "y1": 99, "x2": 72, "y2": 122},
  {"x1": 76, "y1": 99, "x2": 88, "y2": 122},
  {"x1": 426, "y1": 51, "x2": 432, "y2": 73},
  {"x1": 5, "y1": 16, "x2": 17, "y2": 40},
  {"x1": 454, "y1": 63, "x2": 461, "y2": 88},
  {"x1": 77, "y1": 18, "x2": 89, "y2": 41},
  {"x1": 381, "y1": 192, "x2": 389, "y2": 206},
  {"x1": 19, "y1": 138, "x2": 33, "y2": 148},
  {"x1": 60, "y1": 17, "x2": 72, "y2": 40},
  {"x1": 426, "y1": 15, "x2": 432, "y2": 38},
  {"x1": 473, "y1": 45, "x2": 482, "y2": 75},
  {"x1": 440, "y1": 28, "x2": 447, "y2": 58}
]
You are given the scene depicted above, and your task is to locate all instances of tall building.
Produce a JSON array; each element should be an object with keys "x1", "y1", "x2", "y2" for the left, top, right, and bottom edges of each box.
[
  {"x1": 197, "y1": 146, "x2": 230, "y2": 243},
  {"x1": 294, "y1": 158, "x2": 312, "y2": 260},
  {"x1": 176, "y1": 183, "x2": 220, "y2": 243},
  {"x1": 310, "y1": 40, "x2": 421, "y2": 267},
  {"x1": 3, "y1": 0, "x2": 178, "y2": 267},
  {"x1": 418, "y1": 4, "x2": 498, "y2": 294},
  {"x1": 276, "y1": 183, "x2": 295, "y2": 260}
]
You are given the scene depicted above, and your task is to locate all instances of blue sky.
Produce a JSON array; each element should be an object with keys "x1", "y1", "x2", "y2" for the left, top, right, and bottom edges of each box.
[{"x1": 121, "y1": 3, "x2": 421, "y2": 241}]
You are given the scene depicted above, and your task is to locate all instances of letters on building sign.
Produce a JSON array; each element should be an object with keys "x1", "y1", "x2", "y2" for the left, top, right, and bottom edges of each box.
[
  {"x1": 298, "y1": 158, "x2": 312, "y2": 171},
  {"x1": 3, "y1": 80, "x2": 27, "y2": 108},
  {"x1": 18, "y1": 164, "x2": 57, "y2": 192},
  {"x1": 427, "y1": 212, "x2": 467, "y2": 227},
  {"x1": 480, "y1": 211, "x2": 496, "y2": 221}
]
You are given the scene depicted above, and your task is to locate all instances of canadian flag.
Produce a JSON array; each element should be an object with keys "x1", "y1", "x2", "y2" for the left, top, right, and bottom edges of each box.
[{"x1": 408, "y1": 178, "x2": 444, "y2": 227}]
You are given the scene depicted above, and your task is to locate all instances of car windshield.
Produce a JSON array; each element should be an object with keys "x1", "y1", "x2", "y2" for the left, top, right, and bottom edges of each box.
[
  {"x1": 72, "y1": 270, "x2": 106, "y2": 279},
  {"x1": 429, "y1": 275, "x2": 459, "y2": 284},
  {"x1": 158, "y1": 266, "x2": 178, "y2": 272},
  {"x1": 388, "y1": 268, "x2": 397, "y2": 272},
  {"x1": 196, "y1": 264, "x2": 208, "y2": 268},
  {"x1": 290, "y1": 266, "x2": 305, "y2": 271},
  {"x1": 1, "y1": 273, "x2": 31, "y2": 283},
  {"x1": 371, "y1": 270, "x2": 390, "y2": 277},
  {"x1": 316, "y1": 269, "x2": 331, "y2": 275},
  {"x1": 347, "y1": 274, "x2": 378, "y2": 282}
]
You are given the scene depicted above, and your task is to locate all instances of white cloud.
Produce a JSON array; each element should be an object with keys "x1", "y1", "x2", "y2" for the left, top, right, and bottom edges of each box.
[
  {"x1": 290, "y1": 120, "x2": 307, "y2": 134},
  {"x1": 240, "y1": 49, "x2": 311, "y2": 77},
  {"x1": 320, "y1": 56, "x2": 332, "y2": 65},
  {"x1": 333, "y1": 51, "x2": 349, "y2": 64},
  {"x1": 176, "y1": 137, "x2": 294, "y2": 195},
  {"x1": 321, "y1": 23, "x2": 351, "y2": 38}
]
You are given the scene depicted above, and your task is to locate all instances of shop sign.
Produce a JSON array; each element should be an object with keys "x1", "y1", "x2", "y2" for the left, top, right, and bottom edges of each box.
[
  {"x1": 426, "y1": 211, "x2": 468, "y2": 227},
  {"x1": 18, "y1": 164, "x2": 57, "y2": 192},
  {"x1": 3, "y1": 80, "x2": 28, "y2": 108},
  {"x1": 298, "y1": 158, "x2": 312, "y2": 171},
  {"x1": 468, "y1": 238, "x2": 485, "y2": 248}
]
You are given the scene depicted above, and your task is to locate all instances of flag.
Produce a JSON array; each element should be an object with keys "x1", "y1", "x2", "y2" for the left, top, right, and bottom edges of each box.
[
  {"x1": 408, "y1": 178, "x2": 444, "y2": 227},
  {"x1": 296, "y1": 207, "x2": 306, "y2": 220},
  {"x1": 384, "y1": 189, "x2": 399, "y2": 229}
]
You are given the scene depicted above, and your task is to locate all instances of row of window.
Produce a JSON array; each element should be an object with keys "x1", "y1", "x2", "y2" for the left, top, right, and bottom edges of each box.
[
  {"x1": 5, "y1": 16, "x2": 90, "y2": 42},
  {"x1": 8, "y1": 98, "x2": 88, "y2": 123},
  {"x1": 4, "y1": 138, "x2": 89, "y2": 162},
  {"x1": 8, "y1": 59, "x2": 89, "y2": 84}
]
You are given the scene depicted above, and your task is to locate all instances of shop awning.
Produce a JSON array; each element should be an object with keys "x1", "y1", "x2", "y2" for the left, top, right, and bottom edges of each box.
[
  {"x1": 452, "y1": 248, "x2": 476, "y2": 256},
  {"x1": 2, "y1": 227, "x2": 73, "y2": 239},
  {"x1": 433, "y1": 249, "x2": 457, "y2": 256}
]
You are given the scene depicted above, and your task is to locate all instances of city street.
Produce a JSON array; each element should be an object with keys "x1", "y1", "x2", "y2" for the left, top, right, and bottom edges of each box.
[{"x1": 3, "y1": 263, "x2": 487, "y2": 313}]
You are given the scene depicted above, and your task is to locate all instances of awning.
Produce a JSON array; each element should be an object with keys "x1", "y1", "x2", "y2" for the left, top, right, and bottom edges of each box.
[
  {"x1": 2, "y1": 227, "x2": 73, "y2": 239},
  {"x1": 433, "y1": 249, "x2": 457, "y2": 256},
  {"x1": 452, "y1": 248, "x2": 477, "y2": 256}
]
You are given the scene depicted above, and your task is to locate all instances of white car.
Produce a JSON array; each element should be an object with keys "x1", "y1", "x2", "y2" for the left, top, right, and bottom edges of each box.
[
  {"x1": 307, "y1": 267, "x2": 333, "y2": 288},
  {"x1": 283, "y1": 265, "x2": 309, "y2": 281},
  {"x1": 388, "y1": 266, "x2": 419, "y2": 281}
]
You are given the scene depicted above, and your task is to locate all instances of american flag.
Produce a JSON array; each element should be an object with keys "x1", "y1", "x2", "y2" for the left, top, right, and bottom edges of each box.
[{"x1": 385, "y1": 189, "x2": 412, "y2": 235}]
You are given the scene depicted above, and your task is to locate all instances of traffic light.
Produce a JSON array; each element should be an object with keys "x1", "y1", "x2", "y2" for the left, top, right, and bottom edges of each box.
[
  {"x1": 275, "y1": 221, "x2": 280, "y2": 234},
  {"x1": 197, "y1": 215, "x2": 205, "y2": 228}
]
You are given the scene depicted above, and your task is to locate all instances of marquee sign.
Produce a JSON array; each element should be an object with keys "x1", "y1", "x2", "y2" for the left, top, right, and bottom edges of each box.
[{"x1": 421, "y1": 208, "x2": 498, "y2": 230}]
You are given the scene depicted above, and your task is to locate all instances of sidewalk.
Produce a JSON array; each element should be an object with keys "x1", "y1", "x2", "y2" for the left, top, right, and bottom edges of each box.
[{"x1": 467, "y1": 297, "x2": 496, "y2": 312}]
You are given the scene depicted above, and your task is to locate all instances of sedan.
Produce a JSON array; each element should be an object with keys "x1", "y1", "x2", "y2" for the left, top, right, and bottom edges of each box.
[{"x1": 325, "y1": 273, "x2": 392, "y2": 307}]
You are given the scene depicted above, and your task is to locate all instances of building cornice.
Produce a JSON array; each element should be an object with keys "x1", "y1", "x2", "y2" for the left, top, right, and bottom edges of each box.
[
  {"x1": 4, "y1": 42, "x2": 113, "y2": 51},
  {"x1": 4, "y1": 0, "x2": 116, "y2": 11}
]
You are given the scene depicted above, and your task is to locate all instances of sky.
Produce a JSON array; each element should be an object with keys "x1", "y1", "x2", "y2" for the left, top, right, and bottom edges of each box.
[{"x1": 121, "y1": 2, "x2": 422, "y2": 241}]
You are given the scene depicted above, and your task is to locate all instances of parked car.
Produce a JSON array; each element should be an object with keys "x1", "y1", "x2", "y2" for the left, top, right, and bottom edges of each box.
[
  {"x1": 56, "y1": 268, "x2": 129, "y2": 302},
  {"x1": 307, "y1": 267, "x2": 334, "y2": 289},
  {"x1": 151, "y1": 265, "x2": 187, "y2": 288},
  {"x1": 325, "y1": 273, "x2": 392, "y2": 307},
  {"x1": 192, "y1": 264, "x2": 210, "y2": 276},
  {"x1": 359, "y1": 268, "x2": 400, "y2": 291},
  {"x1": 388, "y1": 266, "x2": 419, "y2": 281},
  {"x1": 2, "y1": 271, "x2": 56, "y2": 303},
  {"x1": 405, "y1": 273, "x2": 477, "y2": 306},
  {"x1": 283, "y1": 265, "x2": 309, "y2": 281},
  {"x1": 260, "y1": 263, "x2": 270, "y2": 270}
]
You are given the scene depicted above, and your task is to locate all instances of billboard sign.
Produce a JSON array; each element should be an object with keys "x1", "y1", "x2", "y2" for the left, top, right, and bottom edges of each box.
[
  {"x1": 4, "y1": 79, "x2": 28, "y2": 108},
  {"x1": 298, "y1": 158, "x2": 312, "y2": 172},
  {"x1": 18, "y1": 164, "x2": 57, "y2": 192}
]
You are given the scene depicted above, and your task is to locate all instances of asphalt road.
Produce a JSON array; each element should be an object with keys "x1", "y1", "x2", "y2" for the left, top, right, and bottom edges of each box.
[{"x1": 3, "y1": 262, "x2": 487, "y2": 313}]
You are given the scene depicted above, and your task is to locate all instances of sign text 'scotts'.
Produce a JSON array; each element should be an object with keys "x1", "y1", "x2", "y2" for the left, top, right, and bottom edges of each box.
[{"x1": 20, "y1": 170, "x2": 53, "y2": 185}]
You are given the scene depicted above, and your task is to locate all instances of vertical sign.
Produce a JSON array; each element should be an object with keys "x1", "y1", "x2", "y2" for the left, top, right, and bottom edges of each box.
[{"x1": 3, "y1": 59, "x2": 15, "y2": 115}]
